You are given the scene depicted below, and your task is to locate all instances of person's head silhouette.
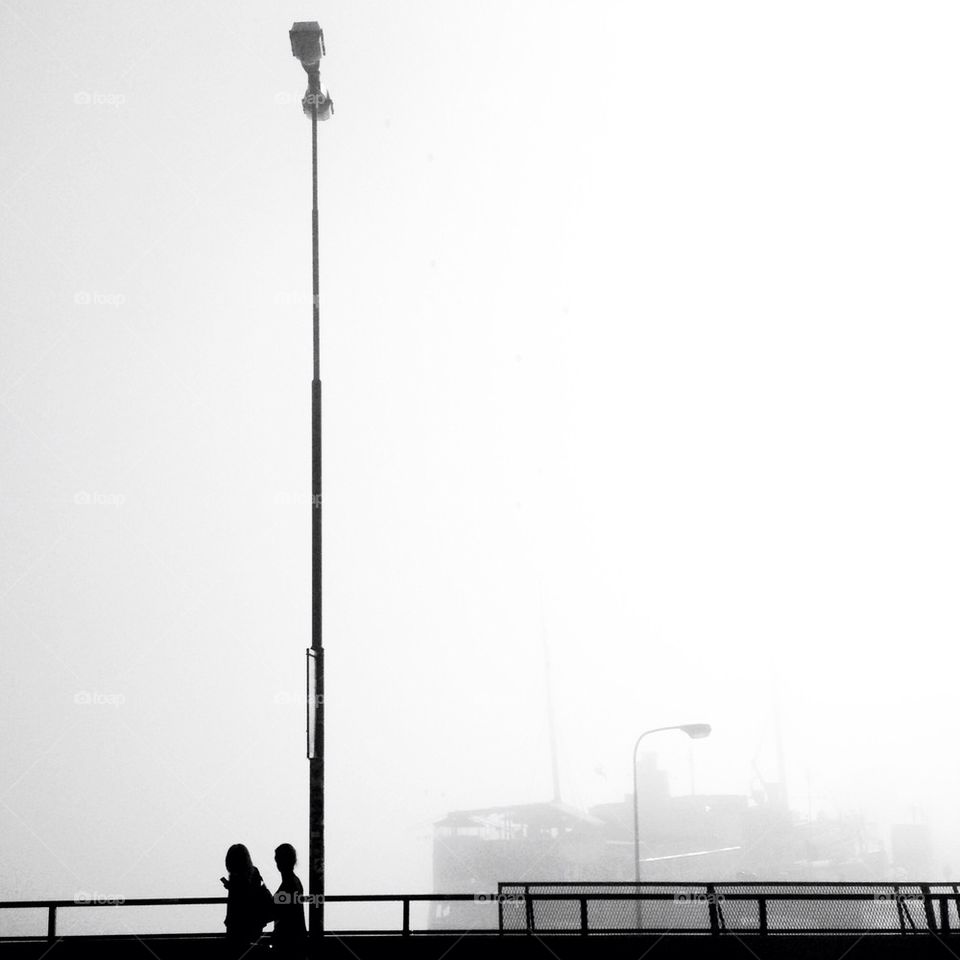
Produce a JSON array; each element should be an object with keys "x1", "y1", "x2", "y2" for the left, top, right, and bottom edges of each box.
[
  {"x1": 274, "y1": 843, "x2": 298, "y2": 876},
  {"x1": 225, "y1": 843, "x2": 254, "y2": 881}
]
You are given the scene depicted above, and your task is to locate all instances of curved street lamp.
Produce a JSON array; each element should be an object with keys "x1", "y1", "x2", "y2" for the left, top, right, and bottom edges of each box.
[{"x1": 632, "y1": 724, "x2": 712, "y2": 884}]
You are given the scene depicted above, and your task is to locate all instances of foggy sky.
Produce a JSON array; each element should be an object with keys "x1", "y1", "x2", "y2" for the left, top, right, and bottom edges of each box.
[{"x1": 3, "y1": 0, "x2": 960, "y2": 908}]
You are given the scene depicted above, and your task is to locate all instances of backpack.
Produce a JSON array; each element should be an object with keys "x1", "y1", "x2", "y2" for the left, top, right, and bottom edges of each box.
[{"x1": 252, "y1": 879, "x2": 275, "y2": 932}]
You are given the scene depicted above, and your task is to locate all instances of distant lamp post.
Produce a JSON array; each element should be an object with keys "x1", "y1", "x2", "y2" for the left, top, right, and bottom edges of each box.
[
  {"x1": 632, "y1": 724, "x2": 711, "y2": 883},
  {"x1": 289, "y1": 19, "x2": 333, "y2": 949}
]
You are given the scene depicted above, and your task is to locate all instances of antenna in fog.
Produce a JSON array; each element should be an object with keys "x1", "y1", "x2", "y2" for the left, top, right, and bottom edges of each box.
[{"x1": 540, "y1": 589, "x2": 562, "y2": 804}]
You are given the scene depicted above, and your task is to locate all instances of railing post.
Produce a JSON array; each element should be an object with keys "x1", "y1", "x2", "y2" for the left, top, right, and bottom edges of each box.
[
  {"x1": 497, "y1": 894, "x2": 503, "y2": 933},
  {"x1": 921, "y1": 885, "x2": 936, "y2": 932},
  {"x1": 758, "y1": 896, "x2": 767, "y2": 936},
  {"x1": 940, "y1": 897, "x2": 950, "y2": 935},
  {"x1": 47, "y1": 905, "x2": 56, "y2": 941},
  {"x1": 579, "y1": 897, "x2": 588, "y2": 935},
  {"x1": 402, "y1": 898, "x2": 410, "y2": 937},
  {"x1": 524, "y1": 886, "x2": 534, "y2": 934},
  {"x1": 706, "y1": 885, "x2": 719, "y2": 936}
]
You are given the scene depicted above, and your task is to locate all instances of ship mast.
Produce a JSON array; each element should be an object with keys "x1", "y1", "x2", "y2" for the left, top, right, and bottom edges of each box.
[
  {"x1": 772, "y1": 668, "x2": 788, "y2": 809},
  {"x1": 540, "y1": 594, "x2": 562, "y2": 804}
]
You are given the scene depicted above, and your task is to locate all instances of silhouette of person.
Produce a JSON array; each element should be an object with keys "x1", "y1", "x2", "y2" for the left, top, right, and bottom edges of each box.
[
  {"x1": 220, "y1": 843, "x2": 272, "y2": 956},
  {"x1": 273, "y1": 843, "x2": 308, "y2": 959}
]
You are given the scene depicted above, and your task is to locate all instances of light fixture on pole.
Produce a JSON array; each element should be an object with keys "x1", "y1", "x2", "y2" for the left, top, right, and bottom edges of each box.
[
  {"x1": 289, "y1": 19, "x2": 333, "y2": 950},
  {"x1": 631, "y1": 723, "x2": 711, "y2": 928},
  {"x1": 291, "y1": 22, "x2": 334, "y2": 121}
]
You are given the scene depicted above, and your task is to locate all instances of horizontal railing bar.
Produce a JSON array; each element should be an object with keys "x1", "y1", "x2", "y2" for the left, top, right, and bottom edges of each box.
[
  {"x1": 0, "y1": 930, "x2": 932, "y2": 942},
  {"x1": 2, "y1": 892, "x2": 955, "y2": 909},
  {"x1": 0, "y1": 929, "x2": 506, "y2": 937},
  {"x1": 0, "y1": 894, "x2": 934, "y2": 909},
  {"x1": 500, "y1": 880, "x2": 956, "y2": 887},
  {"x1": 492, "y1": 892, "x2": 946, "y2": 901},
  {"x1": 313, "y1": 929, "x2": 504, "y2": 937},
  {"x1": 501, "y1": 929, "x2": 929, "y2": 936},
  {"x1": 3, "y1": 883, "x2": 956, "y2": 910},
  {"x1": 324, "y1": 894, "x2": 491, "y2": 902},
  {"x1": 0, "y1": 893, "x2": 489, "y2": 909},
  {"x1": 0, "y1": 934, "x2": 227, "y2": 942},
  {"x1": 0, "y1": 898, "x2": 227, "y2": 909}
]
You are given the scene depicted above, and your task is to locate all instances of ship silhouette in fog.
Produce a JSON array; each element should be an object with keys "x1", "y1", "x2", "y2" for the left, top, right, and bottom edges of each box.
[{"x1": 429, "y1": 641, "x2": 930, "y2": 929}]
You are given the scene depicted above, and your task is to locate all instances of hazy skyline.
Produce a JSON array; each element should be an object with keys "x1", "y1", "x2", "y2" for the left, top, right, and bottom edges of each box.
[{"x1": 3, "y1": 0, "x2": 960, "y2": 911}]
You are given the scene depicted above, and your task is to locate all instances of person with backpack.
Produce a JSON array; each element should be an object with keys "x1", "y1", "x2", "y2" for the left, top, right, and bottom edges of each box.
[{"x1": 220, "y1": 843, "x2": 274, "y2": 955}]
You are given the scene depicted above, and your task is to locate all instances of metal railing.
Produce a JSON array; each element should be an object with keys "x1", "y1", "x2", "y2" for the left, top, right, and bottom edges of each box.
[
  {"x1": 3, "y1": 884, "x2": 960, "y2": 941},
  {"x1": 497, "y1": 882, "x2": 960, "y2": 935},
  {"x1": 0, "y1": 894, "x2": 495, "y2": 941}
]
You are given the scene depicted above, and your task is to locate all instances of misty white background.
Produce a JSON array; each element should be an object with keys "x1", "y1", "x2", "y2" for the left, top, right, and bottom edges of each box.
[{"x1": 3, "y1": 0, "x2": 960, "y2": 909}]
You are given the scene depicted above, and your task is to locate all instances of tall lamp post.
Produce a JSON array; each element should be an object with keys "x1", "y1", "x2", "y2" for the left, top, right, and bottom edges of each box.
[
  {"x1": 290, "y1": 20, "x2": 333, "y2": 947},
  {"x1": 632, "y1": 724, "x2": 711, "y2": 883}
]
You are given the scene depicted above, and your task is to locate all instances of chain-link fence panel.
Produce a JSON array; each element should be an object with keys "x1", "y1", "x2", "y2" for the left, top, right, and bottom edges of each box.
[{"x1": 498, "y1": 882, "x2": 960, "y2": 935}]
